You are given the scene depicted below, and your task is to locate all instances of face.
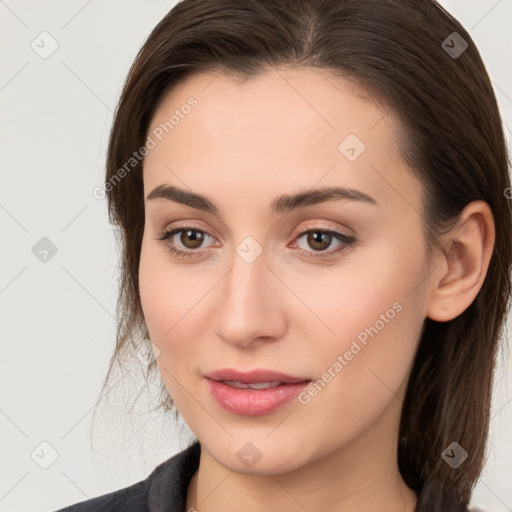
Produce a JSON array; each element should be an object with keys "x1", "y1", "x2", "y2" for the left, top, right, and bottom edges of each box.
[{"x1": 139, "y1": 67, "x2": 433, "y2": 475}]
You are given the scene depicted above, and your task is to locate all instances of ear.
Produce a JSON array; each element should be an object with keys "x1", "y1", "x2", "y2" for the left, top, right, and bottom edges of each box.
[{"x1": 426, "y1": 200, "x2": 495, "y2": 322}]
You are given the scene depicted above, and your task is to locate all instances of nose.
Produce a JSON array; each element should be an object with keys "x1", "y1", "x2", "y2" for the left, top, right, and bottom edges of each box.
[{"x1": 213, "y1": 245, "x2": 287, "y2": 349}]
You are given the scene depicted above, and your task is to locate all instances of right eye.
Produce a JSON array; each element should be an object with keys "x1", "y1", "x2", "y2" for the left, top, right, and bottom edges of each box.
[{"x1": 155, "y1": 227, "x2": 218, "y2": 258}]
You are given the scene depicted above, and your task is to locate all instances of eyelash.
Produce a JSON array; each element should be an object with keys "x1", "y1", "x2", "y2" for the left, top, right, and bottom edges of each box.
[{"x1": 154, "y1": 225, "x2": 357, "y2": 260}]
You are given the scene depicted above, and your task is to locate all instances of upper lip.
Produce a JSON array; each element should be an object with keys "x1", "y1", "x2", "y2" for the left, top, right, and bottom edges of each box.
[{"x1": 204, "y1": 368, "x2": 311, "y2": 384}]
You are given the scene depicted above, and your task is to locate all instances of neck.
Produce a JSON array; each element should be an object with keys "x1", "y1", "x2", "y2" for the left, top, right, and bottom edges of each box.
[{"x1": 186, "y1": 399, "x2": 417, "y2": 512}]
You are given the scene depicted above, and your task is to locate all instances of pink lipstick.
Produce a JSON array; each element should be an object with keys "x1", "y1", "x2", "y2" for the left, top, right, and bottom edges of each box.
[{"x1": 204, "y1": 368, "x2": 312, "y2": 416}]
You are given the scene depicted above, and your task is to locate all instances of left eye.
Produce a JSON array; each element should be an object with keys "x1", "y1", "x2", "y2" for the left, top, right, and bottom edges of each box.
[
  {"x1": 155, "y1": 226, "x2": 356, "y2": 259},
  {"x1": 294, "y1": 228, "x2": 356, "y2": 257}
]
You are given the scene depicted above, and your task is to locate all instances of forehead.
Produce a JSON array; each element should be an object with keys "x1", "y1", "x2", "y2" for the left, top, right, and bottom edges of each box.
[
  {"x1": 147, "y1": 66, "x2": 393, "y2": 144},
  {"x1": 143, "y1": 66, "x2": 421, "y2": 216}
]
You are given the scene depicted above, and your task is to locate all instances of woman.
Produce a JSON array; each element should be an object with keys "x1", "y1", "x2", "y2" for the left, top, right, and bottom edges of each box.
[{"x1": 54, "y1": 0, "x2": 511, "y2": 510}]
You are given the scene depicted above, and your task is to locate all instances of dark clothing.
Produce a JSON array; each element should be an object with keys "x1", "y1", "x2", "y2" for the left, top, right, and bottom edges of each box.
[
  {"x1": 52, "y1": 441, "x2": 470, "y2": 511},
  {"x1": 53, "y1": 442, "x2": 200, "y2": 512}
]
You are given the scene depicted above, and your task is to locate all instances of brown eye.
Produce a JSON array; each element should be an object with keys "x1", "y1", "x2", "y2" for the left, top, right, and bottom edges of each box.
[
  {"x1": 179, "y1": 229, "x2": 205, "y2": 249},
  {"x1": 155, "y1": 225, "x2": 356, "y2": 260},
  {"x1": 305, "y1": 231, "x2": 333, "y2": 251},
  {"x1": 294, "y1": 228, "x2": 357, "y2": 258},
  {"x1": 156, "y1": 227, "x2": 215, "y2": 258}
]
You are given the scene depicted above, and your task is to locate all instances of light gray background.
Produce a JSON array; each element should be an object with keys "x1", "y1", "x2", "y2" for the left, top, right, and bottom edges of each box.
[{"x1": 1, "y1": 1, "x2": 511, "y2": 511}]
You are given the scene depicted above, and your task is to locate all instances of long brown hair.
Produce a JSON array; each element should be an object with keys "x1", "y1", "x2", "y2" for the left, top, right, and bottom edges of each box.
[{"x1": 97, "y1": 0, "x2": 511, "y2": 508}]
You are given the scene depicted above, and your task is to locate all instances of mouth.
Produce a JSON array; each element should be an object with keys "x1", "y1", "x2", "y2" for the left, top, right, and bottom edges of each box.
[
  {"x1": 219, "y1": 380, "x2": 289, "y2": 389},
  {"x1": 204, "y1": 368, "x2": 312, "y2": 416},
  {"x1": 204, "y1": 367, "x2": 311, "y2": 384}
]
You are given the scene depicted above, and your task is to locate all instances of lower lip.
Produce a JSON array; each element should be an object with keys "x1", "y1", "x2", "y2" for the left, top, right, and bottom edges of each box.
[{"x1": 206, "y1": 379, "x2": 311, "y2": 416}]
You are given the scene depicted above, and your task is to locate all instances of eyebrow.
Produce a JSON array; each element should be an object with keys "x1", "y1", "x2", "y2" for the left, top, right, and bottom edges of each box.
[{"x1": 145, "y1": 184, "x2": 377, "y2": 214}]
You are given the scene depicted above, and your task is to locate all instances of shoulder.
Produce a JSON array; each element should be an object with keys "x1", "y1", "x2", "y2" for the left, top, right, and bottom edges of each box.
[
  {"x1": 51, "y1": 441, "x2": 201, "y2": 512},
  {"x1": 52, "y1": 478, "x2": 148, "y2": 512}
]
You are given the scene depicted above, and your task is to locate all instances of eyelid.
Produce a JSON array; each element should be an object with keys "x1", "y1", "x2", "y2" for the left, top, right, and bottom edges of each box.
[
  {"x1": 156, "y1": 220, "x2": 220, "y2": 242},
  {"x1": 289, "y1": 224, "x2": 356, "y2": 258},
  {"x1": 155, "y1": 224, "x2": 219, "y2": 254},
  {"x1": 155, "y1": 221, "x2": 356, "y2": 259},
  {"x1": 292, "y1": 221, "x2": 355, "y2": 239}
]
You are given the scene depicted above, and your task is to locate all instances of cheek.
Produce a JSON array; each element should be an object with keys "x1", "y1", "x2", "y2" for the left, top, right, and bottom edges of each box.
[
  {"x1": 290, "y1": 233, "x2": 425, "y2": 347},
  {"x1": 295, "y1": 234, "x2": 427, "y2": 423},
  {"x1": 139, "y1": 249, "x2": 173, "y2": 337},
  {"x1": 138, "y1": 239, "x2": 218, "y2": 376},
  {"x1": 139, "y1": 240, "x2": 201, "y2": 336},
  {"x1": 139, "y1": 243, "x2": 204, "y2": 408}
]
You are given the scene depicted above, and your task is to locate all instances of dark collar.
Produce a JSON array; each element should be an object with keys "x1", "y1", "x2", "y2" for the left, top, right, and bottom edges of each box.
[
  {"x1": 145, "y1": 441, "x2": 468, "y2": 512},
  {"x1": 148, "y1": 440, "x2": 201, "y2": 512}
]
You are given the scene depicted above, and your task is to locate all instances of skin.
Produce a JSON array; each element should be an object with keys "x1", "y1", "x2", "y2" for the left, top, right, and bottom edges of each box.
[{"x1": 138, "y1": 66, "x2": 495, "y2": 512}]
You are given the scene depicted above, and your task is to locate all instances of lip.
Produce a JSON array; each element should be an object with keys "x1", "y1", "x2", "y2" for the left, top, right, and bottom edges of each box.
[
  {"x1": 206, "y1": 380, "x2": 311, "y2": 416},
  {"x1": 204, "y1": 368, "x2": 312, "y2": 416},
  {"x1": 204, "y1": 368, "x2": 310, "y2": 384}
]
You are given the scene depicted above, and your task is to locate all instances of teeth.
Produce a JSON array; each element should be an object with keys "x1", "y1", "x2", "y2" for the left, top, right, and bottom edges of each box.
[{"x1": 222, "y1": 380, "x2": 282, "y2": 389}]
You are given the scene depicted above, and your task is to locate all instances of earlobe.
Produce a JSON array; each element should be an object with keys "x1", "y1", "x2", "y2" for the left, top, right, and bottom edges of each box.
[{"x1": 426, "y1": 201, "x2": 495, "y2": 323}]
